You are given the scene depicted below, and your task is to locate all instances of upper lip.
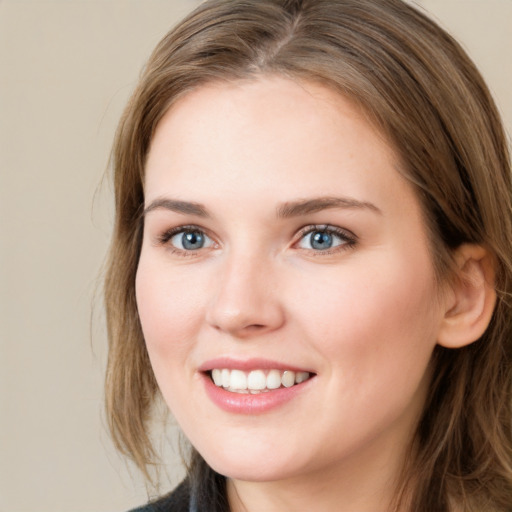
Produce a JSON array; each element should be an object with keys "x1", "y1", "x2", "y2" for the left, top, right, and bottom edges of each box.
[{"x1": 198, "y1": 357, "x2": 314, "y2": 374}]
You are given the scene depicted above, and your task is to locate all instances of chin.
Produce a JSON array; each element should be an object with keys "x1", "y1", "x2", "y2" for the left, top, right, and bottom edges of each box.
[{"x1": 199, "y1": 447, "x2": 302, "y2": 483}]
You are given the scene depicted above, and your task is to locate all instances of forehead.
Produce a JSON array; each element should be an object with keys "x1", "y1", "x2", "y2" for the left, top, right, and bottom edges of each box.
[
  {"x1": 149, "y1": 77, "x2": 382, "y2": 145},
  {"x1": 144, "y1": 76, "x2": 417, "y2": 219}
]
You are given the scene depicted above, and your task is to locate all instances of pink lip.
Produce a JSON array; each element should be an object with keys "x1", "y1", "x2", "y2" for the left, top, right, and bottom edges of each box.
[
  {"x1": 198, "y1": 358, "x2": 316, "y2": 414},
  {"x1": 198, "y1": 357, "x2": 312, "y2": 373}
]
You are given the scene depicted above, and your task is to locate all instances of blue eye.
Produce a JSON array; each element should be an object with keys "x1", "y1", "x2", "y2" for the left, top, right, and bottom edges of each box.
[
  {"x1": 310, "y1": 231, "x2": 334, "y2": 250},
  {"x1": 169, "y1": 229, "x2": 214, "y2": 251},
  {"x1": 297, "y1": 226, "x2": 355, "y2": 252}
]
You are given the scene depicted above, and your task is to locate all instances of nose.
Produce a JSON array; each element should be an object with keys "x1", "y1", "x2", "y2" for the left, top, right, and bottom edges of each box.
[{"x1": 205, "y1": 251, "x2": 285, "y2": 338}]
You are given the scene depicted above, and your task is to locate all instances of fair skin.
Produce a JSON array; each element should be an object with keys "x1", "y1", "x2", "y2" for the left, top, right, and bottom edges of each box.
[{"x1": 136, "y1": 76, "x2": 462, "y2": 511}]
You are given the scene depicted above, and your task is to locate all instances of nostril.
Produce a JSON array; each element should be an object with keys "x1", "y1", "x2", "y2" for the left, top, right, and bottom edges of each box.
[{"x1": 245, "y1": 324, "x2": 267, "y2": 332}]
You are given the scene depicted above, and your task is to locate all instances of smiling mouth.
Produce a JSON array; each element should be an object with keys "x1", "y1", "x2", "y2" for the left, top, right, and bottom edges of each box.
[{"x1": 209, "y1": 368, "x2": 313, "y2": 394}]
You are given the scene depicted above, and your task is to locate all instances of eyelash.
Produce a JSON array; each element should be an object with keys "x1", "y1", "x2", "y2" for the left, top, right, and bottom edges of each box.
[
  {"x1": 156, "y1": 224, "x2": 215, "y2": 257},
  {"x1": 294, "y1": 225, "x2": 357, "y2": 255},
  {"x1": 155, "y1": 224, "x2": 357, "y2": 256}
]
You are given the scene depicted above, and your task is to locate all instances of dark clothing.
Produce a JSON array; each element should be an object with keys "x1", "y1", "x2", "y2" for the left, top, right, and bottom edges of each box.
[
  {"x1": 129, "y1": 480, "x2": 197, "y2": 512},
  {"x1": 129, "y1": 461, "x2": 229, "y2": 512}
]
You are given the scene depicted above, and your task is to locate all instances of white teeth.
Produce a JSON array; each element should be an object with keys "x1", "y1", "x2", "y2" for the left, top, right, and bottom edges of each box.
[
  {"x1": 212, "y1": 368, "x2": 222, "y2": 386},
  {"x1": 281, "y1": 370, "x2": 295, "y2": 388},
  {"x1": 210, "y1": 368, "x2": 312, "y2": 392},
  {"x1": 230, "y1": 369, "x2": 247, "y2": 390},
  {"x1": 221, "y1": 369, "x2": 230, "y2": 388},
  {"x1": 247, "y1": 370, "x2": 266, "y2": 390},
  {"x1": 295, "y1": 371, "x2": 309, "y2": 384},
  {"x1": 266, "y1": 369, "x2": 282, "y2": 389}
]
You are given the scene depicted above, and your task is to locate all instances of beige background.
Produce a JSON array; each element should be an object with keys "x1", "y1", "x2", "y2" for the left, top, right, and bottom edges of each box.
[{"x1": 0, "y1": 1, "x2": 510, "y2": 511}]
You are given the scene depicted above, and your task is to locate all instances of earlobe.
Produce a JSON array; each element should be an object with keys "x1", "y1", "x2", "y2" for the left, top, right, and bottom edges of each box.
[{"x1": 437, "y1": 245, "x2": 496, "y2": 349}]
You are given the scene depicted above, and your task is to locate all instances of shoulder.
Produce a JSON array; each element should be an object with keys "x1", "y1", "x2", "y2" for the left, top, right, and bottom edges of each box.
[{"x1": 128, "y1": 480, "x2": 191, "y2": 512}]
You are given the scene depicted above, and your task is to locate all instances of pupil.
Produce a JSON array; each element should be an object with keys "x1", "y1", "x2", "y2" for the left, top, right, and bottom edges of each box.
[
  {"x1": 311, "y1": 231, "x2": 332, "y2": 250},
  {"x1": 182, "y1": 231, "x2": 204, "y2": 250}
]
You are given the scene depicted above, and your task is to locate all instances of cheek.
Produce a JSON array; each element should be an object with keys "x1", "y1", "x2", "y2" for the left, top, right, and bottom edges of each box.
[
  {"x1": 292, "y1": 250, "x2": 441, "y2": 376},
  {"x1": 294, "y1": 255, "x2": 440, "y2": 445},
  {"x1": 134, "y1": 256, "x2": 212, "y2": 422},
  {"x1": 135, "y1": 256, "x2": 206, "y2": 364}
]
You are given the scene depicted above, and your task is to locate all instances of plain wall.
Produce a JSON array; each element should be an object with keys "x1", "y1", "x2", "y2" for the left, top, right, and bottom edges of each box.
[{"x1": 0, "y1": 1, "x2": 510, "y2": 511}]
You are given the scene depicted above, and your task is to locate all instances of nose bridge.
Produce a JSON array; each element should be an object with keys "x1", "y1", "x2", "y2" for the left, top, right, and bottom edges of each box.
[{"x1": 206, "y1": 245, "x2": 284, "y2": 336}]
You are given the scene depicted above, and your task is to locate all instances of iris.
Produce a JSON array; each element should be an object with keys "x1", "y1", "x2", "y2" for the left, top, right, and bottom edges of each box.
[
  {"x1": 310, "y1": 231, "x2": 333, "y2": 250},
  {"x1": 181, "y1": 231, "x2": 205, "y2": 250}
]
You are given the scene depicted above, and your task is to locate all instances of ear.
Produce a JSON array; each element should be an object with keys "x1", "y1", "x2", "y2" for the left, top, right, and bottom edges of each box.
[{"x1": 437, "y1": 244, "x2": 496, "y2": 349}]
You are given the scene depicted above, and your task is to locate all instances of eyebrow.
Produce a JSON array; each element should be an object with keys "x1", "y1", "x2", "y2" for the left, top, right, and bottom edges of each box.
[
  {"x1": 142, "y1": 195, "x2": 381, "y2": 219},
  {"x1": 276, "y1": 196, "x2": 381, "y2": 218},
  {"x1": 143, "y1": 198, "x2": 210, "y2": 218}
]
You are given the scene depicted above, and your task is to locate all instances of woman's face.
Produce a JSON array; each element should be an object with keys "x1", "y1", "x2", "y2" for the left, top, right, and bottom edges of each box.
[{"x1": 136, "y1": 77, "x2": 447, "y2": 485}]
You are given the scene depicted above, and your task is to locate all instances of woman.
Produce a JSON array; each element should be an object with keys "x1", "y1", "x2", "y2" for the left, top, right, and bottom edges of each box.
[{"x1": 104, "y1": 0, "x2": 512, "y2": 510}]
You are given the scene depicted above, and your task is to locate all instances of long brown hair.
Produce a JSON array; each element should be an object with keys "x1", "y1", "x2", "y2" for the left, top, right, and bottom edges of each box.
[{"x1": 104, "y1": 1, "x2": 512, "y2": 510}]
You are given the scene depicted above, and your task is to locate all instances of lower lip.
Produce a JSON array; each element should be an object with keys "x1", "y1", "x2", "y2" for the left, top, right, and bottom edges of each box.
[{"x1": 202, "y1": 373, "x2": 314, "y2": 414}]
